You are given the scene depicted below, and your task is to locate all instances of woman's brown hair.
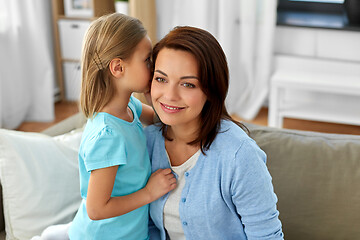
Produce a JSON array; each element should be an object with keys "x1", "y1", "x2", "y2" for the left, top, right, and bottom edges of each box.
[
  {"x1": 80, "y1": 13, "x2": 147, "y2": 118},
  {"x1": 152, "y1": 26, "x2": 248, "y2": 154}
]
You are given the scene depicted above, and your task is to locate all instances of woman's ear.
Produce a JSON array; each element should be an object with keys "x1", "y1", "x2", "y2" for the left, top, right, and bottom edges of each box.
[{"x1": 109, "y1": 58, "x2": 125, "y2": 78}]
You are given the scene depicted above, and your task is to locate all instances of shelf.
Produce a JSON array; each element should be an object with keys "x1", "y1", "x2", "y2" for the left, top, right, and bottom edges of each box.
[
  {"x1": 269, "y1": 55, "x2": 360, "y2": 128},
  {"x1": 57, "y1": 15, "x2": 95, "y2": 21},
  {"x1": 61, "y1": 59, "x2": 81, "y2": 63},
  {"x1": 52, "y1": 0, "x2": 115, "y2": 101},
  {"x1": 52, "y1": 0, "x2": 156, "y2": 101},
  {"x1": 280, "y1": 100, "x2": 360, "y2": 126},
  {"x1": 273, "y1": 70, "x2": 360, "y2": 96},
  {"x1": 277, "y1": 10, "x2": 360, "y2": 32}
]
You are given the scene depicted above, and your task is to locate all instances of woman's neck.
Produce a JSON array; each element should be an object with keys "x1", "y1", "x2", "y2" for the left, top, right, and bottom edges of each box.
[
  {"x1": 165, "y1": 123, "x2": 201, "y2": 166},
  {"x1": 167, "y1": 123, "x2": 200, "y2": 144}
]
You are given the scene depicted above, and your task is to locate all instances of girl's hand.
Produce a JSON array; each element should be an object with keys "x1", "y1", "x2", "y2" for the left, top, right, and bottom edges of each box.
[{"x1": 144, "y1": 168, "x2": 177, "y2": 202}]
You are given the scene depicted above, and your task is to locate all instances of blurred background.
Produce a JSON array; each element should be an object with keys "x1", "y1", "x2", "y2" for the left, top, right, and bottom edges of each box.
[{"x1": 0, "y1": 0, "x2": 359, "y2": 134}]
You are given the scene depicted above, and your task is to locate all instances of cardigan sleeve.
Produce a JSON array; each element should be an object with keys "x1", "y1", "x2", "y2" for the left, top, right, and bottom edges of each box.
[{"x1": 230, "y1": 139, "x2": 284, "y2": 240}]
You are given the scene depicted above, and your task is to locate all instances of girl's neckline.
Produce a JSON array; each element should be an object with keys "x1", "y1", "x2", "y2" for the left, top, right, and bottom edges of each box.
[{"x1": 97, "y1": 108, "x2": 136, "y2": 125}]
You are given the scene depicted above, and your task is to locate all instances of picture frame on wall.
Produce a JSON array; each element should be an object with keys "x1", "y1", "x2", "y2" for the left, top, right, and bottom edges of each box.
[{"x1": 64, "y1": 0, "x2": 94, "y2": 17}]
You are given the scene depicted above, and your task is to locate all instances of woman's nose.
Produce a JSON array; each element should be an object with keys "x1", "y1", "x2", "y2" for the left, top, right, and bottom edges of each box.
[{"x1": 163, "y1": 84, "x2": 180, "y2": 101}]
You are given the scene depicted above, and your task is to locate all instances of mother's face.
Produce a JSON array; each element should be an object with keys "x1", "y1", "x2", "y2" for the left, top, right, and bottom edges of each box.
[{"x1": 151, "y1": 48, "x2": 207, "y2": 128}]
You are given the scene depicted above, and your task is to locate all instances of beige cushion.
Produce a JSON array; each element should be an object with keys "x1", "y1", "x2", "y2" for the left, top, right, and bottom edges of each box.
[{"x1": 246, "y1": 124, "x2": 360, "y2": 240}]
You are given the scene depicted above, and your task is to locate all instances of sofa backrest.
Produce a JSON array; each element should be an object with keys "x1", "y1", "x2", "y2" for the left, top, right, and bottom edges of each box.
[
  {"x1": 1, "y1": 119, "x2": 359, "y2": 238},
  {"x1": 247, "y1": 124, "x2": 360, "y2": 240}
]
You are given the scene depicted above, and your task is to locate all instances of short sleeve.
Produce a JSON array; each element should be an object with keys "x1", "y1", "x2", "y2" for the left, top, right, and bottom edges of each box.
[
  {"x1": 231, "y1": 140, "x2": 283, "y2": 239},
  {"x1": 129, "y1": 95, "x2": 142, "y2": 119},
  {"x1": 83, "y1": 126, "x2": 127, "y2": 172}
]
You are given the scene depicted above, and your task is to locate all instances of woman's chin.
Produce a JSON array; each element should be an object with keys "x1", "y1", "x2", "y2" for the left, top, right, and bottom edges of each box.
[{"x1": 157, "y1": 115, "x2": 175, "y2": 126}]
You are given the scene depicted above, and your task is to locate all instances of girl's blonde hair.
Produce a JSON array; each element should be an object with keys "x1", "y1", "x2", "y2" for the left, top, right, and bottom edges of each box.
[{"x1": 80, "y1": 13, "x2": 147, "y2": 118}]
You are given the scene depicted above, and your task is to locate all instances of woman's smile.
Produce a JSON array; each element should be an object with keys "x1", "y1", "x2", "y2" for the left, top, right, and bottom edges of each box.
[{"x1": 160, "y1": 102, "x2": 185, "y2": 113}]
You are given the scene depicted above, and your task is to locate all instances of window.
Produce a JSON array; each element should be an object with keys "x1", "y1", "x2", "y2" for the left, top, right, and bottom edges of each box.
[{"x1": 0, "y1": 0, "x2": 9, "y2": 33}]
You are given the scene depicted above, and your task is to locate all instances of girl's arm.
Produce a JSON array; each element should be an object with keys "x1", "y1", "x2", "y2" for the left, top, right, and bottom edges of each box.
[
  {"x1": 140, "y1": 103, "x2": 156, "y2": 126},
  {"x1": 86, "y1": 166, "x2": 176, "y2": 220}
]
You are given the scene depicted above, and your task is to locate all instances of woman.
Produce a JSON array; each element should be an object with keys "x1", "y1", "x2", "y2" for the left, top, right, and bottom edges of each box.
[{"x1": 145, "y1": 26, "x2": 284, "y2": 240}]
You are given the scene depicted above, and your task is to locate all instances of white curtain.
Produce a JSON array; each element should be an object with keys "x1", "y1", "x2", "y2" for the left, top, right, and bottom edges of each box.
[
  {"x1": 156, "y1": 0, "x2": 277, "y2": 120},
  {"x1": 0, "y1": 0, "x2": 55, "y2": 129}
]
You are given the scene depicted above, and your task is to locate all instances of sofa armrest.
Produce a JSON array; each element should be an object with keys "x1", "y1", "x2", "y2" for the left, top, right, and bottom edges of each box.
[
  {"x1": 0, "y1": 119, "x2": 83, "y2": 239},
  {"x1": 41, "y1": 112, "x2": 86, "y2": 136}
]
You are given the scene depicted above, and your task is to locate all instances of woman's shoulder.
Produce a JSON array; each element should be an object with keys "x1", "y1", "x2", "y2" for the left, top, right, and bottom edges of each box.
[
  {"x1": 217, "y1": 120, "x2": 251, "y2": 143},
  {"x1": 208, "y1": 120, "x2": 259, "y2": 154},
  {"x1": 144, "y1": 124, "x2": 164, "y2": 157},
  {"x1": 144, "y1": 123, "x2": 162, "y2": 134},
  {"x1": 208, "y1": 120, "x2": 266, "y2": 165},
  {"x1": 144, "y1": 123, "x2": 163, "y2": 142}
]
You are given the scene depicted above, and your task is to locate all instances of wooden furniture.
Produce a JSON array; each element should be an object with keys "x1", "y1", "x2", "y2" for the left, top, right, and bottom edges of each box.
[
  {"x1": 51, "y1": 0, "x2": 115, "y2": 101},
  {"x1": 269, "y1": 55, "x2": 360, "y2": 127},
  {"x1": 52, "y1": 0, "x2": 157, "y2": 102},
  {"x1": 269, "y1": 26, "x2": 360, "y2": 128},
  {"x1": 129, "y1": 0, "x2": 157, "y2": 44}
]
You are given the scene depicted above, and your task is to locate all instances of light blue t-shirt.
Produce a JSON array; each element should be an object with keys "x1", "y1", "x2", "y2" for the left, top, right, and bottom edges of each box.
[{"x1": 69, "y1": 96, "x2": 151, "y2": 240}]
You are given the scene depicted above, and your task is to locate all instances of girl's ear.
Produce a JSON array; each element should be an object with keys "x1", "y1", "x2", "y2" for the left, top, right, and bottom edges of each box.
[{"x1": 109, "y1": 58, "x2": 125, "y2": 78}]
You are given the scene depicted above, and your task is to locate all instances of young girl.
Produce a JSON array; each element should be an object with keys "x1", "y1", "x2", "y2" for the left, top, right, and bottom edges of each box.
[{"x1": 68, "y1": 13, "x2": 177, "y2": 240}]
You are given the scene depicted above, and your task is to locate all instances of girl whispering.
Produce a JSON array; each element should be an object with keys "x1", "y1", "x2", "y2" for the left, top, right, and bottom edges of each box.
[{"x1": 68, "y1": 13, "x2": 176, "y2": 240}]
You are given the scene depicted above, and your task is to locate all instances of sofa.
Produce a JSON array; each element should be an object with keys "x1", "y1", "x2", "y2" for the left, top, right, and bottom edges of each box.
[{"x1": 0, "y1": 112, "x2": 359, "y2": 239}]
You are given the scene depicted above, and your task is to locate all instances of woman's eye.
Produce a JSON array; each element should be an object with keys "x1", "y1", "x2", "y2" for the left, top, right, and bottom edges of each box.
[
  {"x1": 154, "y1": 77, "x2": 166, "y2": 83},
  {"x1": 182, "y1": 83, "x2": 195, "y2": 88}
]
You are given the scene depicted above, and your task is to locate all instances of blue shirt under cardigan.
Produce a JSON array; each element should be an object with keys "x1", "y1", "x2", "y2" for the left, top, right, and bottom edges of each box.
[{"x1": 145, "y1": 120, "x2": 284, "y2": 240}]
